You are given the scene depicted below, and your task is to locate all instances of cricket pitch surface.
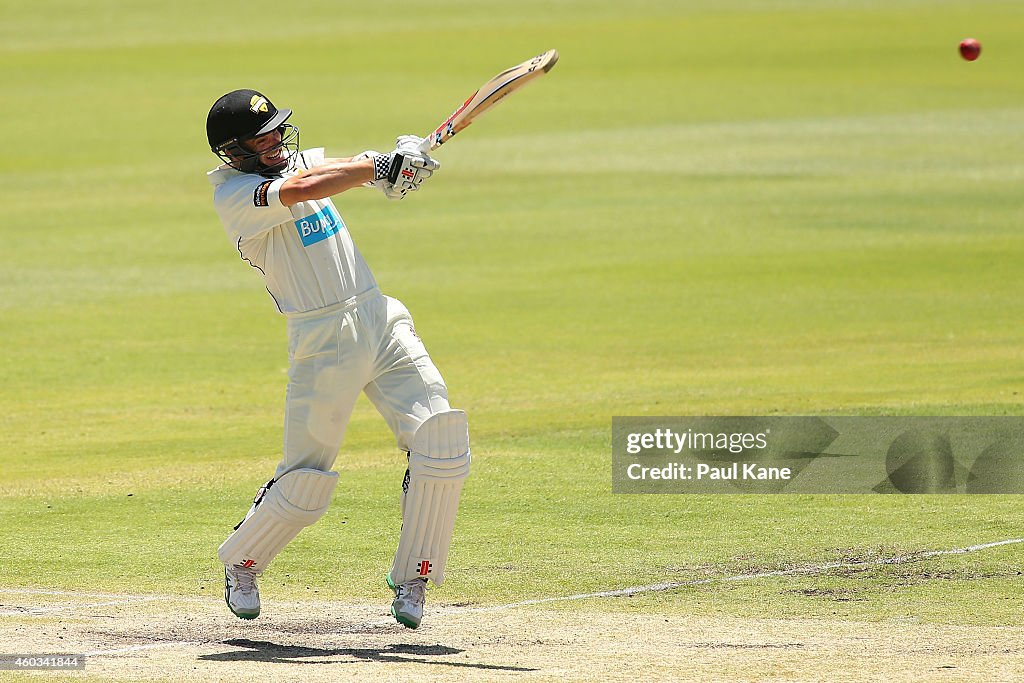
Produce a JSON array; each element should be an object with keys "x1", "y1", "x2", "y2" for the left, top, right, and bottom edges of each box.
[{"x1": 2, "y1": 589, "x2": 1022, "y2": 682}]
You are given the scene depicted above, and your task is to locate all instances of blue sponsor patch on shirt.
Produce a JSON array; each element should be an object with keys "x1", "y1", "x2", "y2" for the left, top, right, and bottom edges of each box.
[{"x1": 294, "y1": 205, "x2": 343, "y2": 247}]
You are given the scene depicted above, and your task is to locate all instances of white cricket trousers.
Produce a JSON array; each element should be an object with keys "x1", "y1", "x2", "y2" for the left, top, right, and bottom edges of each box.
[{"x1": 276, "y1": 288, "x2": 451, "y2": 478}]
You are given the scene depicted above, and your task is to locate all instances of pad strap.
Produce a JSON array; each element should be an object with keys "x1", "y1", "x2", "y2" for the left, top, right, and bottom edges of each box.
[{"x1": 218, "y1": 468, "x2": 338, "y2": 571}]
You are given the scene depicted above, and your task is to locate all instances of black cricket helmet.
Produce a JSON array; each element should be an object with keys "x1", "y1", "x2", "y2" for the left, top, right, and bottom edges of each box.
[{"x1": 206, "y1": 89, "x2": 300, "y2": 174}]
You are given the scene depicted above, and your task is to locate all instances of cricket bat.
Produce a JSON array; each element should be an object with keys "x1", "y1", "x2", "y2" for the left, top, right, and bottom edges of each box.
[{"x1": 417, "y1": 49, "x2": 559, "y2": 153}]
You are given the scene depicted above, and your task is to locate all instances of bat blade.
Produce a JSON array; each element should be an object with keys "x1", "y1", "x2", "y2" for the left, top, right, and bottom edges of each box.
[{"x1": 419, "y1": 49, "x2": 559, "y2": 152}]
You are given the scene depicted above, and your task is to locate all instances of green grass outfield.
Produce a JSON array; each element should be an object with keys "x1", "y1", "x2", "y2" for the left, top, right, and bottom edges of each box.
[{"x1": 2, "y1": 0, "x2": 1023, "y2": 629}]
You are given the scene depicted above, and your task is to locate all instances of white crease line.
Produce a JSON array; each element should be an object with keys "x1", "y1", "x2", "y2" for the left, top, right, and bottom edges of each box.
[
  {"x1": 0, "y1": 589, "x2": 155, "y2": 599},
  {"x1": 2, "y1": 537, "x2": 1020, "y2": 618},
  {"x1": 906, "y1": 537, "x2": 1024, "y2": 558},
  {"x1": 0, "y1": 588, "x2": 206, "y2": 617},
  {"x1": 0, "y1": 595, "x2": 172, "y2": 617},
  {"x1": 0, "y1": 596, "x2": 168, "y2": 617},
  {"x1": 83, "y1": 642, "x2": 200, "y2": 657},
  {"x1": 470, "y1": 537, "x2": 1024, "y2": 612}
]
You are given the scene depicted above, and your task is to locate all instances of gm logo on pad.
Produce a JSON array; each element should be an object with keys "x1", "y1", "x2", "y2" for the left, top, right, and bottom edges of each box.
[{"x1": 295, "y1": 205, "x2": 343, "y2": 247}]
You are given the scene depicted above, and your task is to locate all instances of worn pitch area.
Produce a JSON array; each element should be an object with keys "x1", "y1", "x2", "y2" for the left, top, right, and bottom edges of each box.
[{"x1": 2, "y1": 590, "x2": 1022, "y2": 682}]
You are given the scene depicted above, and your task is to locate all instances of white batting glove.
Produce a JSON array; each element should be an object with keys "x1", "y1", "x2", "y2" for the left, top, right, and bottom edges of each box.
[
  {"x1": 373, "y1": 177, "x2": 407, "y2": 201},
  {"x1": 372, "y1": 149, "x2": 440, "y2": 193},
  {"x1": 355, "y1": 150, "x2": 407, "y2": 200},
  {"x1": 395, "y1": 134, "x2": 429, "y2": 154},
  {"x1": 379, "y1": 182, "x2": 407, "y2": 200}
]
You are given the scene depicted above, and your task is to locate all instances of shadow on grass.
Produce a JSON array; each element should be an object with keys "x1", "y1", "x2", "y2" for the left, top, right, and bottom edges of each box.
[{"x1": 200, "y1": 638, "x2": 537, "y2": 672}]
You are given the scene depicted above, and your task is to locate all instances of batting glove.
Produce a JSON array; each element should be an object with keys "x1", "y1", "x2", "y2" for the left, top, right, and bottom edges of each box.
[
  {"x1": 356, "y1": 150, "x2": 407, "y2": 200},
  {"x1": 395, "y1": 134, "x2": 429, "y2": 154},
  {"x1": 372, "y1": 149, "x2": 440, "y2": 193}
]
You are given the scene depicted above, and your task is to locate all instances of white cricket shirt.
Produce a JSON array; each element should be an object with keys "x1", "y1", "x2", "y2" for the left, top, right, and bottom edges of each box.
[{"x1": 207, "y1": 148, "x2": 377, "y2": 315}]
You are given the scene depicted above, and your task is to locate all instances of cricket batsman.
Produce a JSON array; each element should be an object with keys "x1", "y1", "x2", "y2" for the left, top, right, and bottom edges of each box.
[{"x1": 204, "y1": 89, "x2": 471, "y2": 629}]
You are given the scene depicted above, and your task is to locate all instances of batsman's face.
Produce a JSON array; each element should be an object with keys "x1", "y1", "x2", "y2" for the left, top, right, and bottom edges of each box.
[{"x1": 243, "y1": 129, "x2": 287, "y2": 169}]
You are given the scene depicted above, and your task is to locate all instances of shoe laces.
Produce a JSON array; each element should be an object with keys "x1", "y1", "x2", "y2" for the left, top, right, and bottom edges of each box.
[
  {"x1": 229, "y1": 565, "x2": 260, "y2": 595},
  {"x1": 398, "y1": 578, "x2": 427, "y2": 604}
]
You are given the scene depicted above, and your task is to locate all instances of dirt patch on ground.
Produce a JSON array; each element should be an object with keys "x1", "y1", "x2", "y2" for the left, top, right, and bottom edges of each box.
[{"x1": 1, "y1": 589, "x2": 1022, "y2": 682}]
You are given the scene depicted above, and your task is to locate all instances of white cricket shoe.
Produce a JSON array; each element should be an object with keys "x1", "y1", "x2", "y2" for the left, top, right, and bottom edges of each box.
[
  {"x1": 387, "y1": 574, "x2": 428, "y2": 629},
  {"x1": 224, "y1": 564, "x2": 261, "y2": 620}
]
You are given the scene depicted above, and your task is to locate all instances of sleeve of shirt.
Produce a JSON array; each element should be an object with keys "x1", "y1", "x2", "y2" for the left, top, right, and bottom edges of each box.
[
  {"x1": 213, "y1": 175, "x2": 292, "y2": 240},
  {"x1": 300, "y1": 148, "x2": 326, "y2": 169}
]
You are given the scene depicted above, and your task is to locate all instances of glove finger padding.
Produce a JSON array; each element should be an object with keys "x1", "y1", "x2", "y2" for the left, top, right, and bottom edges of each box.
[
  {"x1": 406, "y1": 156, "x2": 440, "y2": 171},
  {"x1": 381, "y1": 182, "x2": 407, "y2": 200},
  {"x1": 390, "y1": 153, "x2": 438, "y2": 191},
  {"x1": 395, "y1": 134, "x2": 427, "y2": 151},
  {"x1": 371, "y1": 178, "x2": 406, "y2": 200}
]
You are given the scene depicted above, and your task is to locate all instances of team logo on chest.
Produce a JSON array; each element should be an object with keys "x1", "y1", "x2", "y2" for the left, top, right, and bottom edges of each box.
[{"x1": 294, "y1": 205, "x2": 343, "y2": 247}]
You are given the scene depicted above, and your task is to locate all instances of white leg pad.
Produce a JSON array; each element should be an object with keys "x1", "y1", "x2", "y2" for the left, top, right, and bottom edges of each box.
[
  {"x1": 218, "y1": 468, "x2": 338, "y2": 571},
  {"x1": 390, "y1": 410, "x2": 470, "y2": 586}
]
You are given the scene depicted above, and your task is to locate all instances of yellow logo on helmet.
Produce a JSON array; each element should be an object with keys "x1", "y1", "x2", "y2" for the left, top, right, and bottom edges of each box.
[{"x1": 249, "y1": 95, "x2": 269, "y2": 114}]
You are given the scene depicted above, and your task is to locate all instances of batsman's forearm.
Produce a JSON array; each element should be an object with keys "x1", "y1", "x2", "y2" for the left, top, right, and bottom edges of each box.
[{"x1": 278, "y1": 159, "x2": 375, "y2": 206}]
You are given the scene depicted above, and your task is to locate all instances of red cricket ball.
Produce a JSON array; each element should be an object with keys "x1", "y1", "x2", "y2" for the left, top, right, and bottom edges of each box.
[{"x1": 959, "y1": 38, "x2": 981, "y2": 62}]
